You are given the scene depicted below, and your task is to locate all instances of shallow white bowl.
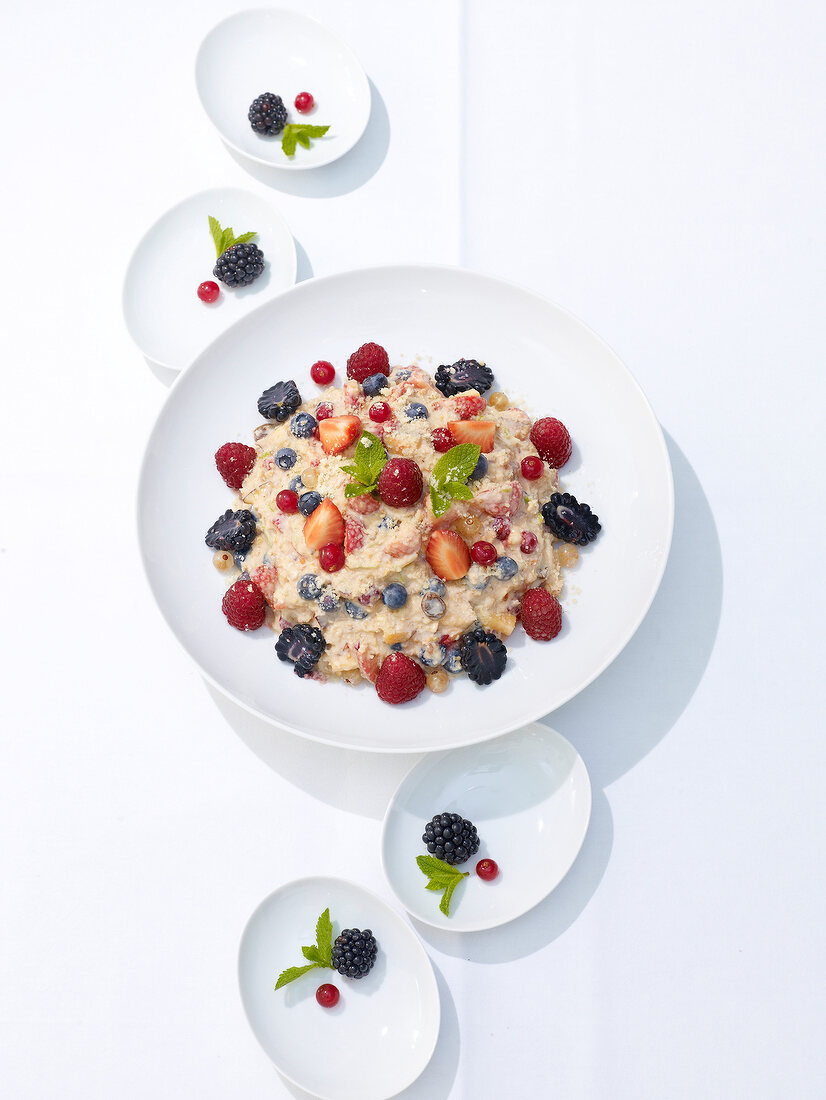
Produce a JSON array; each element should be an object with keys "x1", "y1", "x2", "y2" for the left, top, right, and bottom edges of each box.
[
  {"x1": 196, "y1": 8, "x2": 371, "y2": 170},
  {"x1": 137, "y1": 264, "x2": 674, "y2": 753},
  {"x1": 238, "y1": 877, "x2": 439, "y2": 1100},
  {"x1": 381, "y1": 723, "x2": 591, "y2": 931},
  {"x1": 123, "y1": 187, "x2": 296, "y2": 372}
]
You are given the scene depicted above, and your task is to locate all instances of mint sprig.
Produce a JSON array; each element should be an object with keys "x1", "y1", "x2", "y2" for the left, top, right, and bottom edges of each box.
[
  {"x1": 274, "y1": 907, "x2": 334, "y2": 990},
  {"x1": 342, "y1": 430, "x2": 387, "y2": 498},
  {"x1": 281, "y1": 123, "x2": 331, "y2": 157},
  {"x1": 208, "y1": 215, "x2": 257, "y2": 258},
  {"x1": 416, "y1": 855, "x2": 470, "y2": 916},
  {"x1": 428, "y1": 443, "x2": 481, "y2": 518}
]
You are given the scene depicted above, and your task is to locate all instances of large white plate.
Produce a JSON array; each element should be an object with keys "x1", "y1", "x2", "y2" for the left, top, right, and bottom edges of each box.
[
  {"x1": 138, "y1": 265, "x2": 674, "y2": 752},
  {"x1": 381, "y1": 723, "x2": 591, "y2": 932},
  {"x1": 238, "y1": 877, "x2": 439, "y2": 1100}
]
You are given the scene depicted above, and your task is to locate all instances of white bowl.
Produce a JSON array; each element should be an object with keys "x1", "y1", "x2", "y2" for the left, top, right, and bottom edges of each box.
[
  {"x1": 238, "y1": 877, "x2": 440, "y2": 1100},
  {"x1": 137, "y1": 264, "x2": 674, "y2": 753},
  {"x1": 123, "y1": 187, "x2": 296, "y2": 372},
  {"x1": 381, "y1": 723, "x2": 592, "y2": 931},
  {"x1": 196, "y1": 8, "x2": 371, "y2": 170}
]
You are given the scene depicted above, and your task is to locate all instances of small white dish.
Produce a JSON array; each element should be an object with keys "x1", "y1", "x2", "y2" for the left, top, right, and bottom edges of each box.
[
  {"x1": 196, "y1": 9, "x2": 371, "y2": 170},
  {"x1": 381, "y1": 723, "x2": 591, "y2": 931},
  {"x1": 123, "y1": 187, "x2": 296, "y2": 373},
  {"x1": 238, "y1": 876, "x2": 440, "y2": 1100}
]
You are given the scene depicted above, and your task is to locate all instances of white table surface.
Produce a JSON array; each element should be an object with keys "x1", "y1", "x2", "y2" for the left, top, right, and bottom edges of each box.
[{"x1": 3, "y1": 1, "x2": 825, "y2": 1097}]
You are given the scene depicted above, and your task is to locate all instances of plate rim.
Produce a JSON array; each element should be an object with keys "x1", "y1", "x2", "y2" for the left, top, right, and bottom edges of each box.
[
  {"x1": 379, "y1": 722, "x2": 593, "y2": 932},
  {"x1": 137, "y1": 262, "x2": 675, "y2": 753}
]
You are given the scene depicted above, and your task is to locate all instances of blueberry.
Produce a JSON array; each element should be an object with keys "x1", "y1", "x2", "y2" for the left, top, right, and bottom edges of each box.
[
  {"x1": 393, "y1": 368, "x2": 412, "y2": 381},
  {"x1": 495, "y1": 556, "x2": 519, "y2": 580},
  {"x1": 419, "y1": 642, "x2": 447, "y2": 667},
  {"x1": 344, "y1": 600, "x2": 368, "y2": 620},
  {"x1": 362, "y1": 373, "x2": 389, "y2": 397},
  {"x1": 405, "y1": 402, "x2": 429, "y2": 420},
  {"x1": 390, "y1": 642, "x2": 404, "y2": 651},
  {"x1": 466, "y1": 564, "x2": 490, "y2": 590},
  {"x1": 382, "y1": 583, "x2": 408, "y2": 609},
  {"x1": 444, "y1": 647, "x2": 463, "y2": 673},
  {"x1": 319, "y1": 591, "x2": 340, "y2": 613},
  {"x1": 298, "y1": 574, "x2": 322, "y2": 600},
  {"x1": 288, "y1": 474, "x2": 304, "y2": 493},
  {"x1": 276, "y1": 447, "x2": 297, "y2": 470},
  {"x1": 298, "y1": 491, "x2": 323, "y2": 516},
  {"x1": 290, "y1": 412, "x2": 318, "y2": 439},
  {"x1": 378, "y1": 515, "x2": 400, "y2": 531},
  {"x1": 424, "y1": 578, "x2": 446, "y2": 597},
  {"x1": 468, "y1": 454, "x2": 488, "y2": 480}
]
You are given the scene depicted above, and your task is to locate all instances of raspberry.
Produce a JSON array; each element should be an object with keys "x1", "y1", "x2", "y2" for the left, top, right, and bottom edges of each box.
[
  {"x1": 377, "y1": 458, "x2": 423, "y2": 508},
  {"x1": 221, "y1": 579, "x2": 266, "y2": 631},
  {"x1": 529, "y1": 417, "x2": 572, "y2": 468},
  {"x1": 453, "y1": 394, "x2": 487, "y2": 418},
  {"x1": 214, "y1": 442, "x2": 256, "y2": 490},
  {"x1": 311, "y1": 360, "x2": 335, "y2": 385},
  {"x1": 316, "y1": 403, "x2": 334, "y2": 421},
  {"x1": 346, "y1": 342, "x2": 390, "y2": 383},
  {"x1": 432, "y1": 427, "x2": 453, "y2": 452},
  {"x1": 520, "y1": 588, "x2": 562, "y2": 640},
  {"x1": 375, "y1": 652, "x2": 426, "y2": 704},
  {"x1": 251, "y1": 564, "x2": 278, "y2": 606}
]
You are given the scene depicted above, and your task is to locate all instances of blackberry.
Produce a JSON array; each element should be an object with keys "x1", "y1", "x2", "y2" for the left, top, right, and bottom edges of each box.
[
  {"x1": 258, "y1": 380, "x2": 301, "y2": 422},
  {"x1": 213, "y1": 242, "x2": 265, "y2": 288},
  {"x1": 332, "y1": 928, "x2": 378, "y2": 980},
  {"x1": 275, "y1": 623, "x2": 325, "y2": 677},
  {"x1": 434, "y1": 358, "x2": 493, "y2": 397},
  {"x1": 205, "y1": 509, "x2": 256, "y2": 554},
  {"x1": 422, "y1": 812, "x2": 479, "y2": 865},
  {"x1": 541, "y1": 492, "x2": 601, "y2": 546},
  {"x1": 248, "y1": 92, "x2": 288, "y2": 136},
  {"x1": 458, "y1": 626, "x2": 507, "y2": 685}
]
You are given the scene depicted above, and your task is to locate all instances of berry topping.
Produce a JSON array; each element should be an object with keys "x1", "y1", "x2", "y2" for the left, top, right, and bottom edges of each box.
[
  {"x1": 319, "y1": 414, "x2": 361, "y2": 455},
  {"x1": 214, "y1": 442, "x2": 256, "y2": 489},
  {"x1": 347, "y1": 493, "x2": 380, "y2": 515},
  {"x1": 476, "y1": 859, "x2": 499, "y2": 881},
  {"x1": 447, "y1": 420, "x2": 495, "y2": 453},
  {"x1": 434, "y1": 358, "x2": 494, "y2": 397},
  {"x1": 275, "y1": 447, "x2": 297, "y2": 470},
  {"x1": 405, "y1": 402, "x2": 429, "y2": 419},
  {"x1": 295, "y1": 91, "x2": 315, "y2": 113},
  {"x1": 491, "y1": 517, "x2": 511, "y2": 541},
  {"x1": 275, "y1": 622, "x2": 326, "y2": 677},
  {"x1": 369, "y1": 401, "x2": 391, "y2": 422},
  {"x1": 541, "y1": 492, "x2": 601, "y2": 545},
  {"x1": 421, "y1": 592, "x2": 446, "y2": 619},
  {"x1": 297, "y1": 574, "x2": 322, "y2": 600},
  {"x1": 521, "y1": 588, "x2": 563, "y2": 640},
  {"x1": 494, "y1": 556, "x2": 518, "y2": 580},
  {"x1": 332, "y1": 929, "x2": 378, "y2": 979},
  {"x1": 315, "y1": 983, "x2": 339, "y2": 1008},
  {"x1": 248, "y1": 92, "x2": 288, "y2": 135},
  {"x1": 258, "y1": 380, "x2": 302, "y2": 422},
  {"x1": 276, "y1": 489, "x2": 299, "y2": 514},
  {"x1": 375, "y1": 652, "x2": 426, "y2": 704},
  {"x1": 344, "y1": 518, "x2": 365, "y2": 554},
  {"x1": 221, "y1": 578, "x2": 266, "y2": 631},
  {"x1": 468, "y1": 454, "x2": 488, "y2": 481},
  {"x1": 431, "y1": 427, "x2": 453, "y2": 452},
  {"x1": 315, "y1": 402, "x2": 334, "y2": 421},
  {"x1": 520, "y1": 530, "x2": 538, "y2": 554},
  {"x1": 319, "y1": 543, "x2": 346, "y2": 572},
  {"x1": 470, "y1": 540, "x2": 497, "y2": 566},
  {"x1": 422, "y1": 812, "x2": 480, "y2": 865},
  {"x1": 443, "y1": 647, "x2": 463, "y2": 673},
  {"x1": 205, "y1": 509, "x2": 256, "y2": 553},
  {"x1": 453, "y1": 394, "x2": 487, "y2": 419},
  {"x1": 459, "y1": 626, "x2": 508, "y2": 685},
  {"x1": 290, "y1": 412, "x2": 318, "y2": 439},
  {"x1": 319, "y1": 591, "x2": 339, "y2": 613},
  {"x1": 377, "y1": 458, "x2": 424, "y2": 508},
  {"x1": 529, "y1": 417, "x2": 572, "y2": 468},
  {"x1": 520, "y1": 455, "x2": 543, "y2": 480},
  {"x1": 298, "y1": 491, "x2": 322, "y2": 516},
  {"x1": 382, "y1": 582, "x2": 408, "y2": 609},
  {"x1": 197, "y1": 280, "x2": 220, "y2": 303},
  {"x1": 213, "y1": 241, "x2": 265, "y2": 288},
  {"x1": 362, "y1": 372, "x2": 389, "y2": 397},
  {"x1": 426, "y1": 530, "x2": 472, "y2": 581},
  {"x1": 344, "y1": 600, "x2": 368, "y2": 620},
  {"x1": 346, "y1": 342, "x2": 390, "y2": 383},
  {"x1": 303, "y1": 499, "x2": 345, "y2": 551},
  {"x1": 310, "y1": 360, "x2": 335, "y2": 385}
]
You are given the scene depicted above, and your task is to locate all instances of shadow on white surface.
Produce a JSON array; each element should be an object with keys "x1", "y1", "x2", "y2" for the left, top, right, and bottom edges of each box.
[{"x1": 226, "y1": 79, "x2": 390, "y2": 198}]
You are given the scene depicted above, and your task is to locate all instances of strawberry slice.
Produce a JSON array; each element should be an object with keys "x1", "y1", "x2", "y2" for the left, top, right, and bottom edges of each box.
[
  {"x1": 447, "y1": 420, "x2": 495, "y2": 453},
  {"x1": 303, "y1": 499, "x2": 345, "y2": 550},
  {"x1": 345, "y1": 519, "x2": 365, "y2": 554},
  {"x1": 319, "y1": 415, "x2": 361, "y2": 455},
  {"x1": 453, "y1": 394, "x2": 487, "y2": 419},
  {"x1": 425, "y1": 530, "x2": 472, "y2": 581}
]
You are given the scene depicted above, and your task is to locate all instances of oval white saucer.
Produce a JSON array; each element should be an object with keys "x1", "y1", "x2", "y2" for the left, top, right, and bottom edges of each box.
[
  {"x1": 238, "y1": 876, "x2": 440, "y2": 1100},
  {"x1": 381, "y1": 723, "x2": 592, "y2": 932},
  {"x1": 196, "y1": 9, "x2": 371, "y2": 170},
  {"x1": 123, "y1": 187, "x2": 296, "y2": 373}
]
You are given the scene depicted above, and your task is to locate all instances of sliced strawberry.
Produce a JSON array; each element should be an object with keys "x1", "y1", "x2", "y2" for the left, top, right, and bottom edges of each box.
[
  {"x1": 319, "y1": 415, "x2": 361, "y2": 455},
  {"x1": 303, "y1": 499, "x2": 345, "y2": 550},
  {"x1": 345, "y1": 519, "x2": 365, "y2": 554},
  {"x1": 425, "y1": 530, "x2": 472, "y2": 581},
  {"x1": 347, "y1": 493, "x2": 380, "y2": 515},
  {"x1": 251, "y1": 564, "x2": 278, "y2": 607},
  {"x1": 453, "y1": 394, "x2": 487, "y2": 419},
  {"x1": 448, "y1": 420, "x2": 495, "y2": 453}
]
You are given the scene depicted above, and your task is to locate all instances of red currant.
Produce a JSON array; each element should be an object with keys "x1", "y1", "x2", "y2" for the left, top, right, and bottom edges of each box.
[
  {"x1": 521, "y1": 456, "x2": 543, "y2": 480},
  {"x1": 316, "y1": 402, "x2": 334, "y2": 421},
  {"x1": 310, "y1": 360, "x2": 335, "y2": 385},
  {"x1": 319, "y1": 543, "x2": 346, "y2": 572},
  {"x1": 471, "y1": 540, "x2": 497, "y2": 566},
  {"x1": 369, "y1": 401, "x2": 391, "y2": 423},
  {"x1": 520, "y1": 531, "x2": 538, "y2": 554},
  {"x1": 295, "y1": 92, "x2": 315, "y2": 114},
  {"x1": 491, "y1": 518, "x2": 511, "y2": 541},
  {"x1": 315, "y1": 983, "x2": 339, "y2": 1008},
  {"x1": 432, "y1": 427, "x2": 453, "y2": 452},
  {"x1": 197, "y1": 280, "x2": 220, "y2": 303},
  {"x1": 476, "y1": 859, "x2": 499, "y2": 881},
  {"x1": 276, "y1": 490, "x2": 299, "y2": 514}
]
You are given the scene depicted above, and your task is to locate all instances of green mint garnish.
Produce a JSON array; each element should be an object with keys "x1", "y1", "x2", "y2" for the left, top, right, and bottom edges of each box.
[
  {"x1": 281, "y1": 123, "x2": 331, "y2": 157},
  {"x1": 416, "y1": 855, "x2": 470, "y2": 917},
  {"x1": 208, "y1": 215, "x2": 257, "y2": 258},
  {"x1": 274, "y1": 907, "x2": 334, "y2": 990},
  {"x1": 342, "y1": 429, "x2": 387, "y2": 498},
  {"x1": 428, "y1": 443, "x2": 481, "y2": 518}
]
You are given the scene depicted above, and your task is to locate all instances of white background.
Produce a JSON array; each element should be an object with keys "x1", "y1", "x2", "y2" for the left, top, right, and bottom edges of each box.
[{"x1": 2, "y1": 1, "x2": 825, "y2": 1097}]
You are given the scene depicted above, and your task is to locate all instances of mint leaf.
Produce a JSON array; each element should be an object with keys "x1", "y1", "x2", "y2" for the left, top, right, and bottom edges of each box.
[
  {"x1": 440, "y1": 879, "x2": 464, "y2": 917},
  {"x1": 208, "y1": 217, "x2": 258, "y2": 257},
  {"x1": 282, "y1": 130, "x2": 297, "y2": 157},
  {"x1": 416, "y1": 855, "x2": 469, "y2": 917},
  {"x1": 430, "y1": 484, "x2": 452, "y2": 518},
  {"x1": 296, "y1": 131, "x2": 311, "y2": 149},
  {"x1": 432, "y1": 444, "x2": 480, "y2": 486},
  {"x1": 281, "y1": 123, "x2": 330, "y2": 157},
  {"x1": 344, "y1": 482, "x2": 376, "y2": 498},
  {"x1": 233, "y1": 231, "x2": 257, "y2": 245},
  {"x1": 275, "y1": 908, "x2": 335, "y2": 991},
  {"x1": 343, "y1": 429, "x2": 387, "y2": 495},
  {"x1": 446, "y1": 481, "x2": 473, "y2": 501},
  {"x1": 301, "y1": 945, "x2": 322, "y2": 963},
  {"x1": 275, "y1": 963, "x2": 320, "y2": 990},
  {"x1": 208, "y1": 215, "x2": 224, "y2": 255},
  {"x1": 315, "y1": 908, "x2": 333, "y2": 967}
]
